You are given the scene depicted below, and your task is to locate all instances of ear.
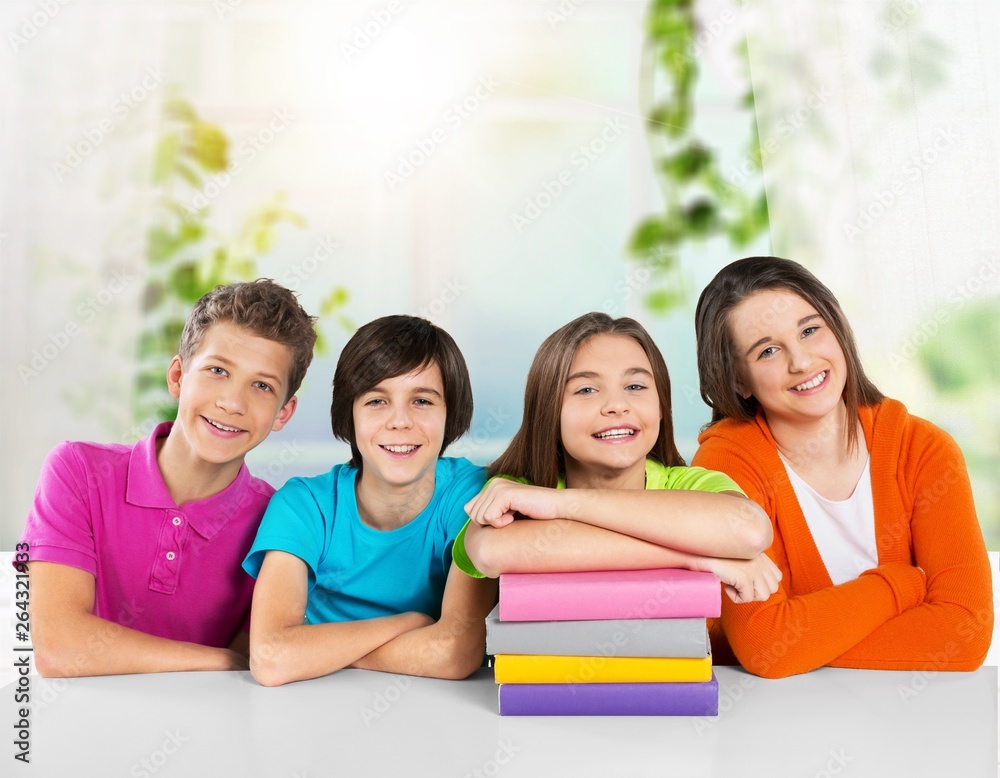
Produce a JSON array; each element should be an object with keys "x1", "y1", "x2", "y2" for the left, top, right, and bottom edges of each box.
[
  {"x1": 166, "y1": 355, "x2": 184, "y2": 400},
  {"x1": 271, "y1": 395, "x2": 298, "y2": 432},
  {"x1": 734, "y1": 381, "x2": 751, "y2": 400}
]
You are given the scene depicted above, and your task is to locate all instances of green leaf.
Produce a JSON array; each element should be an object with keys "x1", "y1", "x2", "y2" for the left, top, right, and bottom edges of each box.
[
  {"x1": 320, "y1": 287, "x2": 350, "y2": 315},
  {"x1": 659, "y1": 143, "x2": 713, "y2": 181},
  {"x1": 169, "y1": 262, "x2": 203, "y2": 303},
  {"x1": 644, "y1": 287, "x2": 685, "y2": 315},
  {"x1": 188, "y1": 121, "x2": 229, "y2": 172},
  {"x1": 164, "y1": 98, "x2": 198, "y2": 124},
  {"x1": 152, "y1": 132, "x2": 180, "y2": 185},
  {"x1": 161, "y1": 319, "x2": 185, "y2": 351},
  {"x1": 175, "y1": 162, "x2": 202, "y2": 189},
  {"x1": 681, "y1": 199, "x2": 718, "y2": 236},
  {"x1": 147, "y1": 227, "x2": 178, "y2": 265}
]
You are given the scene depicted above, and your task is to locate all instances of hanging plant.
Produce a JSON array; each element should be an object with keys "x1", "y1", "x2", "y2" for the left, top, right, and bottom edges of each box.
[{"x1": 630, "y1": 0, "x2": 769, "y2": 314}]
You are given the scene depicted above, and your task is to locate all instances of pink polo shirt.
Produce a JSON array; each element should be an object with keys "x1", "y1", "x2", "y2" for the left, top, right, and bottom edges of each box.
[{"x1": 19, "y1": 422, "x2": 273, "y2": 647}]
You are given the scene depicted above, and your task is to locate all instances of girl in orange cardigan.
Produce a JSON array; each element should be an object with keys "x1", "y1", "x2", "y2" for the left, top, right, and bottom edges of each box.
[{"x1": 692, "y1": 256, "x2": 993, "y2": 678}]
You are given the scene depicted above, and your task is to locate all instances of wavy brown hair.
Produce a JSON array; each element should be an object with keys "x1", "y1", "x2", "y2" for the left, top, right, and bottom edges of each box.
[
  {"x1": 179, "y1": 278, "x2": 317, "y2": 403},
  {"x1": 488, "y1": 312, "x2": 684, "y2": 487},
  {"x1": 695, "y1": 256, "x2": 883, "y2": 451}
]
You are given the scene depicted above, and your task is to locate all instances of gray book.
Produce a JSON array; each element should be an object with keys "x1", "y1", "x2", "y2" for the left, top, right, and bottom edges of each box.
[{"x1": 485, "y1": 605, "x2": 708, "y2": 658}]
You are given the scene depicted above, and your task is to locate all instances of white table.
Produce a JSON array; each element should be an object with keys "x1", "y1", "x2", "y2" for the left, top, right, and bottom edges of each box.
[{"x1": 6, "y1": 664, "x2": 996, "y2": 778}]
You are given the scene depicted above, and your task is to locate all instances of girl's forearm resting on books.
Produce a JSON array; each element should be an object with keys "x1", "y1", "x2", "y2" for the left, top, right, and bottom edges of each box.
[
  {"x1": 28, "y1": 562, "x2": 245, "y2": 677},
  {"x1": 463, "y1": 520, "x2": 780, "y2": 602},
  {"x1": 248, "y1": 550, "x2": 430, "y2": 687},
  {"x1": 464, "y1": 480, "x2": 771, "y2": 559}
]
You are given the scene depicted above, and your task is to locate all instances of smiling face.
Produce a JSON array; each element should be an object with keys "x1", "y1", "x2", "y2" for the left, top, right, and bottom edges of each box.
[
  {"x1": 559, "y1": 334, "x2": 662, "y2": 489},
  {"x1": 166, "y1": 321, "x2": 297, "y2": 473},
  {"x1": 728, "y1": 289, "x2": 849, "y2": 430},
  {"x1": 352, "y1": 361, "x2": 447, "y2": 497}
]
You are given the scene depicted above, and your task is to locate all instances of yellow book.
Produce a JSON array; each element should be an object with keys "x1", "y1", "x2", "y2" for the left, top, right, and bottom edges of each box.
[{"x1": 493, "y1": 653, "x2": 712, "y2": 684}]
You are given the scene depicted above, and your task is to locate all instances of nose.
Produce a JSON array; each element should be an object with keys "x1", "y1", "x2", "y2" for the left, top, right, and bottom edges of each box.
[
  {"x1": 786, "y1": 341, "x2": 812, "y2": 372},
  {"x1": 601, "y1": 390, "x2": 629, "y2": 415},
  {"x1": 216, "y1": 385, "x2": 247, "y2": 415},
  {"x1": 215, "y1": 381, "x2": 247, "y2": 414},
  {"x1": 386, "y1": 403, "x2": 413, "y2": 430}
]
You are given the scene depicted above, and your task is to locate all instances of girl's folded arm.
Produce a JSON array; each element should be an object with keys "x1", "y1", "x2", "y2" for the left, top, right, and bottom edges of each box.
[
  {"x1": 465, "y1": 478, "x2": 770, "y2": 559},
  {"x1": 248, "y1": 550, "x2": 429, "y2": 687},
  {"x1": 829, "y1": 432, "x2": 993, "y2": 670},
  {"x1": 557, "y1": 488, "x2": 771, "y2": 559},
  {"x1": 722, "y1": 560, "x2": 927, "y2": 678},
  {"x1": 464, "y1": 519, "x2": 780, "y2": 603}
]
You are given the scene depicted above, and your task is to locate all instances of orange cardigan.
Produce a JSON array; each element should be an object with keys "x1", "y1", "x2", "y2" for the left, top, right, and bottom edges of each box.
[{"x1": 692, "y1": 398, "x2": 993, "y2": 678}]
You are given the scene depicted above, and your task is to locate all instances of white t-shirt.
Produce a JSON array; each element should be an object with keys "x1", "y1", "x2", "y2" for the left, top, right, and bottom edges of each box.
[{"x1": 779, "y1": 454, "x2": 878, "y2": 585}]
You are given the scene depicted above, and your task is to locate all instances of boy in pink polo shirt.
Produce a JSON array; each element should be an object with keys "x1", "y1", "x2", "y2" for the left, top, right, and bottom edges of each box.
[{"x1": 17, "y1": 279, "x2": 316, "y2": 677}]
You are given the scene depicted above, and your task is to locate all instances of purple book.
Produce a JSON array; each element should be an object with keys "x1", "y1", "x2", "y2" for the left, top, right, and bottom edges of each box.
[{"x1": 498, "y1": 674, "x2": 718, "y2": 716}]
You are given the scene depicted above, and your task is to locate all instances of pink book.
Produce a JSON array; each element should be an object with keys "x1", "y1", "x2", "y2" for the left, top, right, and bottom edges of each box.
[{"x1": 498, "y1": 568, "x2": 721, "y2": 622}]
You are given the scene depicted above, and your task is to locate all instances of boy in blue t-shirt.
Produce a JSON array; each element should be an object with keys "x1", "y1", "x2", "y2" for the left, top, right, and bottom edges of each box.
[{"x1": 244, "y1": 315, "x2": 497, "y2": 686}]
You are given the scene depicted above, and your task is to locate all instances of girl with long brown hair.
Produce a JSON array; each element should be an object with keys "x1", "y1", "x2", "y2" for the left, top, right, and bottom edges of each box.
[{"x1": 452, "y1": 312, "x2": 781, "y2": 603}]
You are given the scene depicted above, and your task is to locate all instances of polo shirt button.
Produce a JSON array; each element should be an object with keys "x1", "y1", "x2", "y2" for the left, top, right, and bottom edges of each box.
[
  {"x1": 166, "y1": 551, "x2": 176, "y2": 561},
  {"x1": 172, "y1": 517, "x2": 183, "y2": 526}
]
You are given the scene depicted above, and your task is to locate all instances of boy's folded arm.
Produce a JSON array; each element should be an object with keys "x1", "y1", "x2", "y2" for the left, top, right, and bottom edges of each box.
[
  {"x1": 351, "y1": 562, "x2": 498, "y2": 680},
  {"x1": 248, "y1": 550, "x2": 428, "y2": 687},
  {"x1": 28, "y1": 561, "x2": 244, "y2": 677}
]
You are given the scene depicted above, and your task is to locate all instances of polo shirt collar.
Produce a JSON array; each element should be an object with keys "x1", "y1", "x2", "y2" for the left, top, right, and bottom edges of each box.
[{"x1": 126, "y1": 421, "x2": 251, "y2": 540}]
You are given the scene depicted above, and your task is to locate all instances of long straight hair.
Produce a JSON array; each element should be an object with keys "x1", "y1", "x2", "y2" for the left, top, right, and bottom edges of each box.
[
  {"x1": 695, "y1": 256, "x2": 883, "y2": 452},
  {"x1": 489, "y1": 312, "x2": 684, "y2": 487}
]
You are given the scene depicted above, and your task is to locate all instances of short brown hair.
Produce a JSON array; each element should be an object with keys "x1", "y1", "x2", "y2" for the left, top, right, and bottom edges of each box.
[
  {"x1": 179, "y1": 279, "x2": 317, "y2": 403},
  {"x1": 488, "y1": 312, "x2": 684, "y2": 487},
  {"x1": 330, "y1": 316, "x2": 474, "y2": 469},
  {"x1": 694, "y1": 256, "x2": 883, "y2": 451}
]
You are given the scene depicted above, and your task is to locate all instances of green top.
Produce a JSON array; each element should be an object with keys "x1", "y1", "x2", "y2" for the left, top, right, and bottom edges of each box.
[{"x1": 451, "y1": 459, "x2": 744, "y2": 578}]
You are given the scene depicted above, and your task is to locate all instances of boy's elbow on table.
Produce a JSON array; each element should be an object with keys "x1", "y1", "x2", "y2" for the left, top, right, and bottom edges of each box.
[{"x1": 249, "y1": 654, "x2": 296, "y2": 687}]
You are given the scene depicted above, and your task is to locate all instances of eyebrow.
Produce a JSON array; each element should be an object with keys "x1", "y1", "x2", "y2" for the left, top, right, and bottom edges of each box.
[
  {"x1": 566, "y1": 367, "x2": 654, "y2": 384},
  {"x1": 206, "y1": 354, "x2": 284, "y2": 387},
  {"x1": 743, "y1": 314, "x2": 823, "y2": 356},
  {"x1": 364, "y1": 385, "x2": 444, "y2": 399}
]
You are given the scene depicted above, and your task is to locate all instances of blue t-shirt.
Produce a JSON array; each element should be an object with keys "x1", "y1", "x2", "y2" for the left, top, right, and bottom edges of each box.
[{"x1": 243, "y1": 457, "x2": 486, "y2": 623}]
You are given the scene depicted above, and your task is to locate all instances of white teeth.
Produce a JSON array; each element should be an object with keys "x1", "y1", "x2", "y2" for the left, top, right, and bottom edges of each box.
[
  {"x1": 383, "y1": 445, "x2": 417, "y2": 453},
  {"x1": 793, "y1": 371, "x2": 827, "y2": 392},
  {"x1": 595, "y1": 429, "x2": 635, "y2": 439},
  {"x1": 207, "y1": 419, "x2": 242, "y2": 433}
]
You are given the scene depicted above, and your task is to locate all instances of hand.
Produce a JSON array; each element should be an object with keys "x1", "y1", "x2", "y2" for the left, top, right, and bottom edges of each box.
[
  {"x1": 218, "y1": 648, "x2": 250, "y2": 672},
  {"x1": 463, "y1": 479, "x2": 563, "y2": 528},
  {"x1": 699, "y1": 553, "x2": 782, "y2": 604},
  {"x1": 404, "y1": 612, "x2": 436, "y2": 630}
]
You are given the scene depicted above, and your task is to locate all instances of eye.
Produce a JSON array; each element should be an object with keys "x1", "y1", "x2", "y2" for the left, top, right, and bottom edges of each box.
[
  {"x1": 802, "y1": 326, "x2": 819, "y2": 338},
  {"x1": 757, "y1": 346, "x2": 777, "y2": 360},
  {"x1": 625, "y1": 383, "x2": 646, "y2": 392},
  {"x1": 253, "y1": 381, "x2": 274, "y2": 393},
  {"x1": 364, "y1": 397, "x2": 386, "y2": 407},
  {"x1": 573, "y1": 386, "x2": 597, "y2": 395},
  {"x1": 413, "y1": 397, "x2": 433, "y2": 406},
  {"x1": 208, "y1": 366, "x2": 228, "y2": 376}
]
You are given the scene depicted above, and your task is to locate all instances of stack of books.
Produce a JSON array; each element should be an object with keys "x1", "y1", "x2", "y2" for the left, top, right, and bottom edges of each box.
[{"x1": 487, "y1": 568, "x2": 721, "y2": 716}]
